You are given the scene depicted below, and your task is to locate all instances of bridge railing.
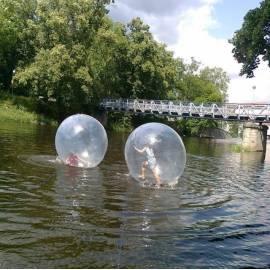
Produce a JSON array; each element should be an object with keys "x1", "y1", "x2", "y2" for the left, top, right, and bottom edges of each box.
[{"x1": 100, "y1": 98, "x2": 270, "y2": 122}]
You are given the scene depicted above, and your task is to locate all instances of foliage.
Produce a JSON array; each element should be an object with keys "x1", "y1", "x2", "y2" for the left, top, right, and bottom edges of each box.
[
  {"x1": 88, "y1": 17, "x2": 129, "y2": 99},
  {"x1": 168, "y1": 58, "x2": 228, "y2": 103},
  {"x1": 199, "y1": 66, "x2": 229, "y2": 101},
  {"x1": 124, "y1": 18, "x2": 179, "y2": 99},
  {"x1": 230, "y1": 0, "x2": 270, "y2": 77},
  {"x1": 107, "y1": 112, "x2": 132, "y2": 132},
  {"x1": 227, "y1": 122, "x2": 241, "y2": 138},
  {"x1": 0, "y1": 0, "x2": 37, "y2": 88},
  {"x1": 231, "y1": 144, "x2": 251, "y2": 153},
  {"x1": 0, "y1": 91, "x2": 56, "y2": 124},
  {"x1": 175, "y1": 118, "x2": 218, "y2": 137},
  {"x1": 11, "y1": 0, "x2": 113, "y2": 118},
  {"x1": 14, "y1": 44, "x2": 94, "y2": 118},
  {"x1": 0, "y1": 0, "x2": 229, "y2": 127}
]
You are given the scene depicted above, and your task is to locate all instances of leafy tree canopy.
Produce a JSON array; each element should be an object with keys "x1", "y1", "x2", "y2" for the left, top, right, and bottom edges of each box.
[
  {"x1": 168, "y1": 58, "x2": 229, "y2": 103},
  {"x1": 0, "y1": 0, "x2": 37, "y2": 88},
  {"x1": 125, "y1": 18, "x2": 179, "y2": 99},
  {"x1": 230, "y1": 0, "x2": 270, "y2": 77},
  {"x1": 0, "y1": 0, "x2": 229, "y2": 119}
]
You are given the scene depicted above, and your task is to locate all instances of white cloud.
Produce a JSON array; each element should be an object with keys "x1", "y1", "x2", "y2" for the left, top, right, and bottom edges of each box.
[
  {"x1": 229, "y1": 62, "x2": 270, "y2": 103},
  {"x1": 109, "y1": 0, "x2": 185, "y2": 44},
  {"x1": 169, "y1": 1, "x2": 270, "y2": 103},
  {"x1": 169, "y1": 3, "x2": 241, "y2": 80},
  {"x1": 109, "y1": 0, "x2": 270, "y2": 103}
]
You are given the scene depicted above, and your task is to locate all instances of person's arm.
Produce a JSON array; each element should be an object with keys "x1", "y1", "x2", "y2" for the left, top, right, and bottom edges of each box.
[{"x1": 134, "y1": 146, "x2": 146, "y2": 153}]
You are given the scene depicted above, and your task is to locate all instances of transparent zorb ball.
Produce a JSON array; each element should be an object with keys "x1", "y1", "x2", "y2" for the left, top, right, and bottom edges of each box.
[
  {"x1": 125, "y1": 123, "x2": 186, "y2": 186},
  {"x1": 55, "y1": 114, "x2": 108, "y2": 168}
]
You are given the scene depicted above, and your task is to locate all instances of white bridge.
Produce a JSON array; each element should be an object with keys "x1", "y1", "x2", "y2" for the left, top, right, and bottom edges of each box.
[{"x1": 100, "y1": 99, "x2": 270, "y2": 122}]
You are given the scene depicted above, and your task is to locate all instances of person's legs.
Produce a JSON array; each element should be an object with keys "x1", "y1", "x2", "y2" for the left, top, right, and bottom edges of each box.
[
  {"x1": 139, "y1": 161, "x2": 148, "y2": 179},
  {"x1": 153, "y1": 166, "x2": 161, "y2": 186}
]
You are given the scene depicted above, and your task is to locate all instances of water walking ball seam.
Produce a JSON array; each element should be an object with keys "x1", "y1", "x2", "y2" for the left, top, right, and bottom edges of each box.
[
  {"x1": 124, "y1": 122, "x2": 186, "y2": 186},
  {"x1": 55, "y1": 114, "x2": 108, "y2": 168}
]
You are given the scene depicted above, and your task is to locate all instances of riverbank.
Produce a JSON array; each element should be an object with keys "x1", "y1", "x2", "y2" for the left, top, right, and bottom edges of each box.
[
  {"x1": 0, "y1": 92, "x2": 238, "y2": 139},
  {"x1": 0, "y1": 93, "x2": 57, "y2": 125}
]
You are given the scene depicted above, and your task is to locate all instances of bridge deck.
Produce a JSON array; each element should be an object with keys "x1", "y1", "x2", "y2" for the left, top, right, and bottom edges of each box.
[{"x1": 100, "y1": 99, "x2": 270, "y2": 123}]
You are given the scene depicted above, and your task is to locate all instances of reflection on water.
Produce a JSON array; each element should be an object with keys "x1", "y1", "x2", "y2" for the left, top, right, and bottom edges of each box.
[{"x1": 0, "y1": 122, "x2": 270, "y2": 268}]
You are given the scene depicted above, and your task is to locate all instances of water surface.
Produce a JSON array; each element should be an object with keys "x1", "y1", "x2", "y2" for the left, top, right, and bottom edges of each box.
[{"x1": 0, "y1": 122, "x2": 270, "y2": 268}]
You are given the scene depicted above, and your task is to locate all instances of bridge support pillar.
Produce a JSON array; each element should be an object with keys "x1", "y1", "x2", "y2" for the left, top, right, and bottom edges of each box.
[{"x1": 242, "y1": 123, "x2": 268, "y2": 152}]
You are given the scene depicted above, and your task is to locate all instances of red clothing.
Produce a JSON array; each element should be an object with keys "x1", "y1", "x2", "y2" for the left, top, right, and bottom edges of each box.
[{"x1": 66, "y1": 153, "x2": 79, "y2": 167}]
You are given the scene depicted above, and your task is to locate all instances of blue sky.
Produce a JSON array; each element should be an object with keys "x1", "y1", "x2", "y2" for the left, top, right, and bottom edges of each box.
[{"x1": 211, "y1": 0, "x2": 262, "y2": 38}]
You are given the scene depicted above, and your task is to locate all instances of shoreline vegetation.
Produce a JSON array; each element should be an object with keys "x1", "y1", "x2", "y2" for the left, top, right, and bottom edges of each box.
[
  {"x1": 0, "y1": 92, "x2": 57, "y2": 125},
  {"x1": 0, "y1": 91, "x2": 240, "y2": 142},
  {"x1": 0, "y1": 91, "x2": 237, "y2": 138}
]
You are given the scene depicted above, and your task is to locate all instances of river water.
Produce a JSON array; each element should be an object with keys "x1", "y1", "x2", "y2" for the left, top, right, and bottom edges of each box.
[{"x1": 0, "y1": 121, "x2": 270, "y2": 268}]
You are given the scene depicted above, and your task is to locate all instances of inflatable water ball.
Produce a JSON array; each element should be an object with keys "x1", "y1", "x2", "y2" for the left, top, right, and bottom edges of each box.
[
  {"x1": 125, "y1": 123, "x2": 186, "y2": 186},
  {"x1": 55, "y1": 114, "x2": 108, "y2": 168}
]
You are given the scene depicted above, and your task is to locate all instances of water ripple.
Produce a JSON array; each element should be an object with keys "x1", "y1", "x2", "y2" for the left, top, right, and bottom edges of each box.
[{"x1": 0, "y1": 125, "x2": 270, "y2": 268}]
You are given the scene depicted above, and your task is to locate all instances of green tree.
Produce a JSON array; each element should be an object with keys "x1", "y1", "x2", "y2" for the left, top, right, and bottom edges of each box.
[
  {"x1": 88, "y1": 17, "x2": 130, "y2": 99},
  {"x1": 14, "y1": 44, "x2": 93, "y2": 117},
  {"x1": 170, "y1": 58, "x2": 228, "y2": 103},
  {"x1": 199, "y1": 66, "x2": 229, "y2": 101},
  {"x1": 230, "y1": 0, "x2": 270, "y2": 77},
  {"x1": 125, "y1": 18, "x2": 178, "y2": 99},
  {"x1": 0, "y1": 0, "x2": 37, "y2": 89},
  {"x1": 12, "y1": 0, "x2": 112, "y2": 118},
  {"x1": 171, "y1": 58, "x2": 229, "y2": 136},
  {"x1": 3, "y1": 0, "x2": 229, "y2": 126},
  {"x1": 176, "y1": 118, "x2": 218, "y2": 137}
]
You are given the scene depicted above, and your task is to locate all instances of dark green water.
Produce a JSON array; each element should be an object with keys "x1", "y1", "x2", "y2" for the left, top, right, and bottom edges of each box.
[{"x1": 0, "y1": 121, "x2": 270, "y2": 268}]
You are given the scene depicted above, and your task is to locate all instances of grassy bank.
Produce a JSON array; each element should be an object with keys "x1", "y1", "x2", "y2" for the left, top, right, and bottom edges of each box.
[
  {"x1": 231, "y1": 144, "x2": 252, "y2": 153},
  {"x1": 107, "y1": 112, "x2": 133, "y2": 132},
  {"x1": 0, "y1": 93, "x2": 57, "y2": 125}
]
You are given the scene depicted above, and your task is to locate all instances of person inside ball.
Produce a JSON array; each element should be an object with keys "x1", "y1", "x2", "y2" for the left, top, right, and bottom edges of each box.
[
  {"x1": 66, "y1": 153, "x2": 80, "y2": 167},
  {"x1": 65, "y1": 152, "x2": 89, "y2": 168},
  {"x1": 134, "y1": 142, "x2": 161, "y2": 186}
]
